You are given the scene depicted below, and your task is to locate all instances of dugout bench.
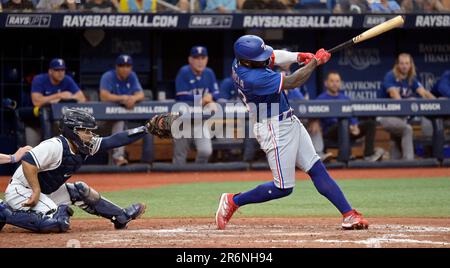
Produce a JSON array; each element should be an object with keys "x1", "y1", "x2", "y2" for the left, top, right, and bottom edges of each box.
[{"x1": 33, "y1": 99, "x2": 450, "y2": 168}]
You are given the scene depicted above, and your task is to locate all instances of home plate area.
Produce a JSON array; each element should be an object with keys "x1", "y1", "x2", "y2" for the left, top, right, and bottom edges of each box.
[{"x1": 1, "y1": 217, "x2": 449, "y2": 248}]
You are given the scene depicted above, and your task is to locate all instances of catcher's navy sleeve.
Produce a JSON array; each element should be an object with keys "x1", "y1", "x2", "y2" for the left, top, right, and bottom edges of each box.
[{"x1": 94, "y1": 126, "x2": 148, "y2": 154}]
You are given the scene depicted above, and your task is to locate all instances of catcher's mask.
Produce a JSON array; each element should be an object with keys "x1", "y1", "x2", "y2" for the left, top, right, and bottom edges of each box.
[{"x1": 60, "y1": 108, "x2": 99, "y2": 155}]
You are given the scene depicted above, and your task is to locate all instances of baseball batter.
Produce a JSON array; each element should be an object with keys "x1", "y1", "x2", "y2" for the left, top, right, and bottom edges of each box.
[
  {"x1": 0, "y1": 109, "x2": 177, "y2": 233},
  {"x1": 215, "y1": 35, "x2": 369, "y2": 230}
]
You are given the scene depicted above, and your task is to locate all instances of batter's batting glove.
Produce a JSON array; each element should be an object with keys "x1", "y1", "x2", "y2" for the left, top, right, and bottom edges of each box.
[
  {"x1": 314, "y1": 49, "x2": 331, "y2": 66},
  {"x1": 297, "y1": 52, "x2": 315, "y2": 65},
  {"x1": 146, "y1": 112, "x2": 180, "y2": 139}
]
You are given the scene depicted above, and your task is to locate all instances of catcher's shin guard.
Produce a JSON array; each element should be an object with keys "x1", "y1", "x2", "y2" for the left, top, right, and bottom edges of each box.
[
  {"x1": 0, "y1": 201, "x2": 73, "y2": 233},
  {"x1": 0, "y1": 200, "x2": 7, "y2": 231},
  {"x1": 66, "y1": 182, "x2": 146, "y2": 229},
  {"x1": 112, "y1": 203, "x2": 146, "y2": 229}
]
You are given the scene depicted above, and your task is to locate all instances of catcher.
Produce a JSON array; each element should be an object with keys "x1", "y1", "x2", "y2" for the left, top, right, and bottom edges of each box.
[{"x1": 0, "y1": 108, "x2": 177, "y2": 233}]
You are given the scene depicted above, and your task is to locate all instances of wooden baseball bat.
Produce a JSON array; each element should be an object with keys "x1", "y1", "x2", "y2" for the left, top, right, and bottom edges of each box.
[{"x1": 298, "y1": 15, "x2": 405, "y2": 66}]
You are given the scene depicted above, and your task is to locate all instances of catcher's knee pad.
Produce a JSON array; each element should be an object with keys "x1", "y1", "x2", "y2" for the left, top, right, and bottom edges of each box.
[
  {"x1": 48, "y1": 205, "x2": 73, "y2": 233},
  {"x1": 0, "y1": 204, "x2": 72, "y2": 233},
  {"x1": 66, "y1": 181, "x2": 100, "y2": 207}
]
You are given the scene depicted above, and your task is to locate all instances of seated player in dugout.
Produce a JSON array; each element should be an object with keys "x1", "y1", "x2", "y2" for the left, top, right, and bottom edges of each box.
[
  {"x1": 217, "y1": 76, "x2": 239, "y2": 102},
  {"x1": 216, "y1": 35, "x2": 369, "y2": 231},
  {"x1": 0, "y1": 109, "x2": 178, "y2": 233},
  {"x1": 27, "y1": 58, "x2": 87, "y2": 147},
  {"x1": 379, "y1": 53, "x2": 435, "y2": 160},
  {"x1": 314, "y1": 71, "x2": 384, "y2": 162},
  {"x1": 173, "y1": 46, "x2": 220, "y2": 165},
  {"x1": 431, "y1": 69, "x2": 450, "y2": 99},
  {"x1": 431, "y1": 69, "x2": 450, "y2": 131},
  {"x1": 99, "y1": 54, "x2": 146, "y2": 166}
]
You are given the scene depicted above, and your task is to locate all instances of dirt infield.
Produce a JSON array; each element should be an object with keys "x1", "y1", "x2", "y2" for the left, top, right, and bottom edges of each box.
[
  {"x1": 1, "y1": 218, "x2": 449, "y2": 248},
  {"x1": 1, "y1": 168, "x2": 449, "y2": 248}
]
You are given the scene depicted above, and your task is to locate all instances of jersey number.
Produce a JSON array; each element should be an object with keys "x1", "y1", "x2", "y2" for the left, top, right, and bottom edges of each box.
[{"x1": 238, "y1": 89, "x2": 251, "y2": 112}]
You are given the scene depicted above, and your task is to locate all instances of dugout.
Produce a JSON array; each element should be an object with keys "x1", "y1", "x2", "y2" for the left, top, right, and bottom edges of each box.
[{"x1": 0, "y1": 13, "x2": 449, "y2": 173}]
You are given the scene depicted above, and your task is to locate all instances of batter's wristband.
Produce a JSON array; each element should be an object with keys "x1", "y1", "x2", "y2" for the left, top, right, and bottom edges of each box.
[{"x1": 10, "y1": 154, "x2": 16, "y2": 163}]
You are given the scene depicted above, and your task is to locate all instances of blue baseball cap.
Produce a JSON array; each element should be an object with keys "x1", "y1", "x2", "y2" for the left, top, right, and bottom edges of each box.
[
  {"x1": 116, "y1": 54, "x2": 133, "y2": 65},
  {"x1": 234, "y1": 35, "x2": 273, "y2": 62},
  {"x1": 190, "y1": 46, "x2": 208, "y2": 57},
  {"x1": 49, "y1": 58, "x2": 66, "y2": 70}
]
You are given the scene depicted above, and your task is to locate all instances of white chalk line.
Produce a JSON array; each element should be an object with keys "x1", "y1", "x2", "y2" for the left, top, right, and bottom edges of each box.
[
  {"x1": 371, "y1": 225, "x2": 450, "y2": 233},
  {"x1": 315, "y1": 237, "x2": 450, "y2": 247},
  {"x1": 90, "y1": 239, "x2": 195, "y2": 245},
  {"x1": 81, "y1": 224, "x2": 450, "y2": 247},
  {"x1": 120, "y1": 224, "x2": 449, "y2": 235}
]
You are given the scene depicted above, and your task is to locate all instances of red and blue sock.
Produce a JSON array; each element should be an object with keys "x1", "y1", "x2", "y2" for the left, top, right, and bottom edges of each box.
[
  {"x1": 232, "y1": 160, "x2": 352, "y2": 215},
  {"x1": 232, "y1": 181, "x2": 293, "y2": 207},
  {"x1": 308, "y1": 160, "x2": 352, "y2": 214}
]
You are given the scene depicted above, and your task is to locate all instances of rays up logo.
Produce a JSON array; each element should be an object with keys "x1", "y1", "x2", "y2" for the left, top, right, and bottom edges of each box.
[
  {"x1": 189, "y1": 15, "x2": 233, "y2": 28},
  {"x1": 338, "y1": 48, "x2": 380, "y2": 70},
  {"x1": 6, "y1": 14, "x2": 51, "y2": 27}
]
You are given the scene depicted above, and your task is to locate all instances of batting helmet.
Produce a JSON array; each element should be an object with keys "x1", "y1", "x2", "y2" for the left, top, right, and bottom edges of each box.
[
  {"x1": 60, "y1": 108, "x2": 98, "y2": 155},
  {"x1": 234, "y1": 35, "x2": 273, "y2": 62}
]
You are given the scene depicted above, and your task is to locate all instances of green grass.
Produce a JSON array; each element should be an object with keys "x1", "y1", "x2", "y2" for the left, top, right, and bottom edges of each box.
[
  {"x1": 2, "y1": 178, "x2": 450, "y2": 218},
  {"x1": 82, "y1": 177, "x2": 450, "y2": 218}
]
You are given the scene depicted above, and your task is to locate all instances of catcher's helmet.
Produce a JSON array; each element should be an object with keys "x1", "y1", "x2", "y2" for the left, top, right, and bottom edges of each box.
[
  {"x1": 234, "y1": 35, "x2": 273, "y2": 62},
  {"x1": 60, "y1": 108, "x2": 98, "y2": 155}
]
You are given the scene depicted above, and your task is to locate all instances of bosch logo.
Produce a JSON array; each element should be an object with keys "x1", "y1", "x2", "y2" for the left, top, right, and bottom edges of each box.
[
  {"x1": 410, "y1": 103, "x2": 419, "y2": 113},
  {"x1": 299, "y1": 105, "x2": 307, "y2": 114}
]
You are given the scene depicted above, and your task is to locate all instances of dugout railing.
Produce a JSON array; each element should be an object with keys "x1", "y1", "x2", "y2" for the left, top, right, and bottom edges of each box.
[{"x1": 15, "y1": 98, "x2": 447, "y2": 172}]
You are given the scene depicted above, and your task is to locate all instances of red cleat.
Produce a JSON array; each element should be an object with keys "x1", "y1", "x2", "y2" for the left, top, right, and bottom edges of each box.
[
  {"x1": 342, "y1": 209, "x2": 369, "y2": 230},
  {"x1": 215, "y1": 193, "x2": 239, "y2": 230}
]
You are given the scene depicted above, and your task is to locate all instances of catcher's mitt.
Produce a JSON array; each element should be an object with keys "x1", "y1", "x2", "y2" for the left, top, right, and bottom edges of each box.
[{"x1": 146, "y1": 112, "x2": 180, "y2": 139}]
